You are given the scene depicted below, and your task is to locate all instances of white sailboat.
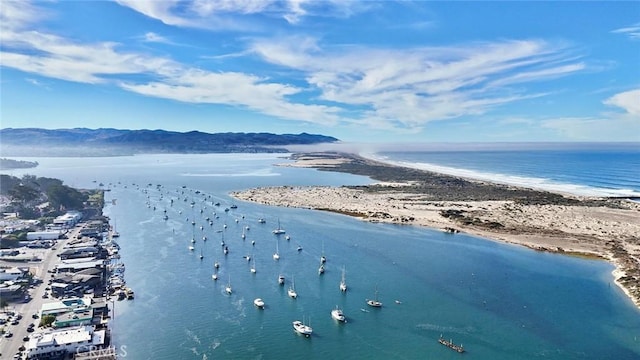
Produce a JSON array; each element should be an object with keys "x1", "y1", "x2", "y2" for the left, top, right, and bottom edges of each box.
[
  {"x1": 272, "y1": 219, "x2": 285, "y2": 234},
  {"x1": 273, "y1": 239, "x2": 280, "y2": 261},
  {"x1": 293, "y1": 317, "x2": 312, "y2": 337},
  {"x1": 250, "y1": 256, "x2": 256, "y2": 274},
  {"x1": 199, "y1": 249, "x2": 204, "y2": 260},
  {"x1": 288, "y1": 276, "x2": 297, "y2": 298},
  {"x1": 225, "y1": 275, "x2": 232, "y2": 294},
  {"x1": 339, "y1": 266, "x2": 347, "y2": 292},
  {"x1": 318, "y1": 262, "x2": 325, "y2": 275},
  {"x1": 366, "y1": 286, "x2": 382, "y2": 307}
]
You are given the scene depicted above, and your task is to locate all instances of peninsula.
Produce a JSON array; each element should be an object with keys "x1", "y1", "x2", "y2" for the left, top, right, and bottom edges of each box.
[{"x1": 231, "y1": 152, "x2": 640, "y2": 308}]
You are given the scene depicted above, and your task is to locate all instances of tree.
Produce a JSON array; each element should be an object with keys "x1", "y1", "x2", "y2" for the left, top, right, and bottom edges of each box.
[
  {"x1": 40, "y1": 314, "x2": 56, "y2": 327},
  {"x1": 8, "y1": 184, "x2": 40, "y2": 203},
  {"x1": 47, "y1": 184, "x2": 87, "y2": 210}
]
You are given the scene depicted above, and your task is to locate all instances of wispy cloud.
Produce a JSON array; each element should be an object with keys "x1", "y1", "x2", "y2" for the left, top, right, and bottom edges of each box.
[
  {"x1": 1, "y1": 1, "x2": 342, "y2": 126},
  {"x1": 612, "y1": 22, "x2": 640, "y2": 40},
  {"x1": 141, "y1": 32, "x2": 174, "y2": 44},
  {"x1": 115, "y1": 0, "x2": 363, "y2": 29},
  {"x1": 0, "y1": 1, "x2": 594, "y2": 133},
  {"x1": 249, "y1": 36, "x2": 585, "y2": 130}
]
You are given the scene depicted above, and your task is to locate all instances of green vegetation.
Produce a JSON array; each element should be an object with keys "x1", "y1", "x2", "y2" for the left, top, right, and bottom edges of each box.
[
  {"x1": 47, "y1": 184, "x2": 87, "y2": 210},
  {"x1": 40, "y1": 314, "x2": 56, "y2": 327}
]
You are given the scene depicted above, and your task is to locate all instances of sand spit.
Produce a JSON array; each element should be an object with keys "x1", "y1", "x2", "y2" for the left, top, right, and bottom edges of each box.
[{"x1": 231, "y1": 152, "x2": 640, "y2": 308}]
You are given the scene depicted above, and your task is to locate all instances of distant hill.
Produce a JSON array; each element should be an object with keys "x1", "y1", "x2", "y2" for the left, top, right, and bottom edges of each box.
[{"x1": 0, "y1": 128, "x2": 339, "y2": 156}]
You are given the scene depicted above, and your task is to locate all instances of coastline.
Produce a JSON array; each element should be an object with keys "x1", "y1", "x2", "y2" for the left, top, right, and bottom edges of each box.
[{"x1": 231, "y1": 152, "x2": 640, "y2": 309}]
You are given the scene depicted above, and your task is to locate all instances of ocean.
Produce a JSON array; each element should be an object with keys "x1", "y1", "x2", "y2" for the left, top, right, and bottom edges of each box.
[
  {"x1": 2, "y1": 148, "x2": 639, "y2": 359},
  {"x1": 370, "y1": 142, "x2": 640, "y2": 198}
]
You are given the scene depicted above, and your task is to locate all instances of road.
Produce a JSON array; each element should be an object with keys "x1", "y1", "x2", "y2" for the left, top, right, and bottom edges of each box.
[{"x1": 0, "y1": 225, "x2": 80, "y2": 359}]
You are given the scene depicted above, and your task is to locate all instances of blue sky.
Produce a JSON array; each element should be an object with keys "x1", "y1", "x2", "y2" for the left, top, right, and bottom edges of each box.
[{"x1": 1, "y1": 1, "x2": 639, "y2": 143}]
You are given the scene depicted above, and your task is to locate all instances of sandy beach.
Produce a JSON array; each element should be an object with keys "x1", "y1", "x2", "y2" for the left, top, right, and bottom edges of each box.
[{"x1": 231, "y1": 152, "x2": 640, "y2": 308}]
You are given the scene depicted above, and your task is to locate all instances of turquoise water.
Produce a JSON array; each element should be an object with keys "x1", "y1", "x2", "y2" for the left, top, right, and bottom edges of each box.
[{"x1": 3, "y1": 153, "x2": 640, "y2": 359}]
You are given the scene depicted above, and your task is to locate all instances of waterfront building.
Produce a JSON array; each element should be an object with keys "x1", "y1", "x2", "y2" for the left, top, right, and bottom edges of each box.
[{"x1": 26, "y1": 325, "x2": 106, "y2": 359}]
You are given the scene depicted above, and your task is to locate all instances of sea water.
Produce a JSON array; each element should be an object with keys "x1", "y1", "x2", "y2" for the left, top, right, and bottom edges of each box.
[
  {"x1": 372, "y1": 142, "x2": 640, "y2": 198},
  {"x1": 2, "y1": 152, "x2": 639, "y2": 359}
]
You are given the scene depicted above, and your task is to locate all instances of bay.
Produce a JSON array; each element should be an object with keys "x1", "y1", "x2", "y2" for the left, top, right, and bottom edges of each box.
[{"x1": 2, "y1": 153, "x2": 639, "y2": 359}]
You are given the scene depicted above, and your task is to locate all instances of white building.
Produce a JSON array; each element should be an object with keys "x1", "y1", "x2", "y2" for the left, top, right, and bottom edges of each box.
[
  {"x1": 26, "y1": 230, "x2": 62, "y2": 241},
  {"x1": 26, "y1": 325, "x2": 106, "y2": 359},
  {"x1": 52, "y1": 211, "x2": 83, "y2": 229}
]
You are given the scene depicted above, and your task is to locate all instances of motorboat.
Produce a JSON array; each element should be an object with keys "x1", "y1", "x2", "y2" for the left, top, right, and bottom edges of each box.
[
  {"x1": 331, "y1": 306, "x2": 346, "y2": 322},
  {"x1": 254, "y1": 298, "x2": 265, "y2": 308}
]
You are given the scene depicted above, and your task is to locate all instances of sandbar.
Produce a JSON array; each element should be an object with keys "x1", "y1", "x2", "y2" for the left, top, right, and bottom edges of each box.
[{"x1": 231, "y1": 152, "x2": 640, "y2": 308}]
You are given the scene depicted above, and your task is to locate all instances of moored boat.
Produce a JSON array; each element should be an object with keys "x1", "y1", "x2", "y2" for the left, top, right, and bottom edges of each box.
[
  {"x1": 340, "y1": 266, "x2": 347, "y2": 292},
  {"x1": 331, "y1": 306, "x2": 346, "y2": 322},
  {"x1": 292, "y1": 320, "x2": 312, "y2": 337},
  {"x1": 366, "y1": 286, "x2": 382, "y2": 307},
  {"x1": 288, "y1": 276, "x2": 297, "y2": 298},
  {"x1": 254, "y1": 298, "x2": 265, "y2": 308}
]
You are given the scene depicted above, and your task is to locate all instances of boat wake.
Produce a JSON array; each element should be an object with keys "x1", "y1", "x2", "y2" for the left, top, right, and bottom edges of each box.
[{"x1": 415, "y1": 323, "x2": 473, "y2": 335}]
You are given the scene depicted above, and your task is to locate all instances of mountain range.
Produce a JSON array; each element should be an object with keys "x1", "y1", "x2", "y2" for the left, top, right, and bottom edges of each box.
[{"x1": 0, "y1": 128, "x2": 339, "y2": 156}]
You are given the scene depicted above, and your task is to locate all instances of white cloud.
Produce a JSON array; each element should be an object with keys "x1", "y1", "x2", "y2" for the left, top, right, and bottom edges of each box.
[
  {"x1": 142, "y1": 32, "x2": 172, "y2": 44},
  {"x1": 249, "y1": 37, "x2": 584, "y2": 130},
  {"x1": 1, "y1": 1, "x2": 598, "y2": 135},
  {"x1": 612, "y1": 23, "x2": 640, "y2": 40},
  {"x1": 120, "y1": 69, "x2": 343, "y2": 125},
  {"x1": 538, "y1": 89, "x2": 640, "y2": 141},
  {"x1": 116, "y1": 0, "x2": 361, "y2": 29},
  {"x1": 604, "y1": 89, "x2": 640, "y2": 116}
]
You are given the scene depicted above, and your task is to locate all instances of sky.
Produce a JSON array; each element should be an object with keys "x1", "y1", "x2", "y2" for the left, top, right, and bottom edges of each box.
[{"x1": 1, "y1": 1, "x2": 639, "y2": 143}]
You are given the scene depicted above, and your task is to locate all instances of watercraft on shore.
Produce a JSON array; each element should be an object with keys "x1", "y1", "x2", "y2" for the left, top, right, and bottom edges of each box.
[
  {"x1": 292, "y1": 320, "x2": 312, "y2": 337},
  {"x1": 331, "y1": 306, "x2": 346, "y2": 322},
  {"x1": 439, "y1": 335, "x2": 465, "y2": 353}
]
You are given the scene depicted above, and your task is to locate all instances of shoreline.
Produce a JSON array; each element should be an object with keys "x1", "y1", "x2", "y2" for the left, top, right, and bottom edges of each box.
[{"x1": 231, "y1": 152, "x2": 640, "y2": 309}]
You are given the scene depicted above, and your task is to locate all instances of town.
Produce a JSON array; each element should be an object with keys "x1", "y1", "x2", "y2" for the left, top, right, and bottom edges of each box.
[{"x1": 1, "y1": 175, "x2": 123, "y2": 359}]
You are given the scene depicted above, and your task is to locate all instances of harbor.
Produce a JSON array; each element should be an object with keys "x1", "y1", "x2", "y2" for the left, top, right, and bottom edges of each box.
[{"x1": 3, "y1": 153, "x2": 639, "y2": 359}]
